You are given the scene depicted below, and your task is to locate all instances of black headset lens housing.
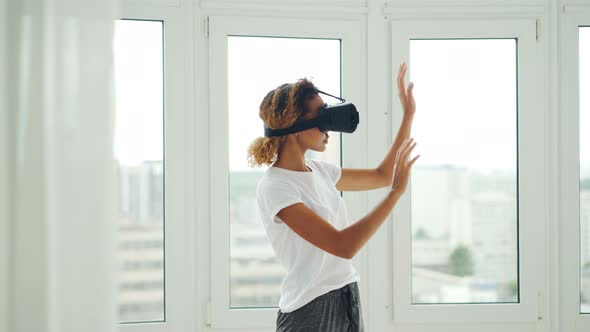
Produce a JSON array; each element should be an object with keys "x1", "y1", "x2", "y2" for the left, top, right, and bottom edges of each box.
[{"x1": 264, "y1": 89, "x2": 359, "y2": 138}]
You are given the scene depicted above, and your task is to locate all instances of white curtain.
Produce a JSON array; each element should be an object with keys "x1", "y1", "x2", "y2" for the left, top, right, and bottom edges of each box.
[{"x1": 1, "y1": 0, "x2": 119, "y2": 331}]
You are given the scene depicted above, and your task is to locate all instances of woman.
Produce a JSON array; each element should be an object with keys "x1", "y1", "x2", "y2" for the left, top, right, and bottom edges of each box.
[{"x1": 247, "y1": 63, "x2": 419, "y2": 332}]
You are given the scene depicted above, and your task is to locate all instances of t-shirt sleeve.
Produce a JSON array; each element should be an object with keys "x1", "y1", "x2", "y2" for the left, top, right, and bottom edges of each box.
[
  {"x1": 257, "y1": 178, "x2": 303, "y2": 224},
  {"x1": 313, "y1": 160, "x2": 342, "y2": 186}
]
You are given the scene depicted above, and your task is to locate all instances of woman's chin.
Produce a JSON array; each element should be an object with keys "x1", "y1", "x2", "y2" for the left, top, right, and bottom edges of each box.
[{"x1": 310, "y1": 145, "x2": 327, "y2": 152}]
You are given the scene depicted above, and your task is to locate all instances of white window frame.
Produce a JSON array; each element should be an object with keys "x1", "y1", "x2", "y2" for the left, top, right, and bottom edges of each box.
[
  {"x1": 117, "y1": 3, "x2": 195, "y2": 332},
  {"x1": 208, "y1": 15, "x2": 365, "y2": 329},
  {"x1": 560, "y1": 4, "x2": 590, "y2": 332},
  {"x1": 0, "y1": 0, "x2": 9, "y2": 327},
  {"x1": 390, "y1": 19, "x2": 545, "y2": 324}
]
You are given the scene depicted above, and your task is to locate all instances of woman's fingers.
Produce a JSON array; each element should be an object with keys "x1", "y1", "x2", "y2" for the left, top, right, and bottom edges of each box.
[
  {"x1": 400, "y1": 139, "x2": 415, "y2": 158},
  {"x1": 397, "y1": 137, "x2": 412, "y2": 159},
  {"x1": 399, "y1": 138, "x2": 414, "y2": 161},
  {"x1": 398, "y1": 139, "x2": 417, "y2": 172},
  {"x1": 397, "y1": 63, "x2": 407, "y2": 98},
  {"x1": 392, "y1": 137, "x2": 419, "y2": 191},
  {"x1": 407, "y1": 154, "x2": 420, "y2": 168},
  {"x1": 401, "y1": 143, "x2": 417, "y2": 167},
  {"x1": 394, "y1": 141, "x2": 413, "y2": 177},
  {"x1": 402, "y1": 155, "x2": 420, "y2": 183}
]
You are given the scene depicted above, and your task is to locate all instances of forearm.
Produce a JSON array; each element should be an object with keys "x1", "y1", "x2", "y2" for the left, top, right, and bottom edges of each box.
[
  {"x1": 338, "y1": 190, "x2": 402, "y2": 259},
  {"x1": 376, "y1": 113, "x2": 415, "y2": 180}
]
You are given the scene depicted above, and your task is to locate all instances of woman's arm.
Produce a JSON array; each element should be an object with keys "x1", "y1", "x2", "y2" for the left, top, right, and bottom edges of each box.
[
  {"x1": 276, "y1": 189, "x2": 403, "y2": 259},
  {"x1": 278, "y1": 138, "x2": 419, "y2": 259},
  {"x1": 336, "y1": 63, "x2": 416, "y2": 192}
]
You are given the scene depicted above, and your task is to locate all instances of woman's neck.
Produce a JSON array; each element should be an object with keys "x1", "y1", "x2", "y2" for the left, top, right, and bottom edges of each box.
[{"x1": 274, "y1": 142, "x2": 309, "y2": 172}]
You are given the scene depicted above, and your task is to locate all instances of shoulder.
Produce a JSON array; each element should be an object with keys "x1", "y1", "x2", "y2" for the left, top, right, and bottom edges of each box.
[
  {"x1": 255, "y1": 170, "x2": 304, "y2": 223},
  {"x1": 308, "y1": 159, "x2": 341, "y2": 184},
  {"x1": 256, "y1": 169, "x2": 298, "y2": 196}
]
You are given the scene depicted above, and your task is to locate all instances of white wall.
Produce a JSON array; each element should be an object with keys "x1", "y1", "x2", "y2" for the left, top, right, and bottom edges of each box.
[{"x1": 0, "y1": 0, "x2": 10, "y2": 330}]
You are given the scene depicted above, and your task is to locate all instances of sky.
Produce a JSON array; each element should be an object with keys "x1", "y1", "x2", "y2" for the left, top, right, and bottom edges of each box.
[
  {"x1": 111, "y1": 22, "x2": 590, "y2": 174},
  {"x1": 113, "y1": 20, "x2": 163, "y2": 166},
  {"x1": 410, "y1": 39, "x2": 517, "y2": 173}
]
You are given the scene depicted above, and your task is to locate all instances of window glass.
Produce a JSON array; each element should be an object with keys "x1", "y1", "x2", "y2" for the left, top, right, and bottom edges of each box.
[
  {"x1": 114, "y1": 19, "x2": 165, "y2": 322},
  {"x1": 410, "y1": 39, "x2": 519, "y2": 304}
]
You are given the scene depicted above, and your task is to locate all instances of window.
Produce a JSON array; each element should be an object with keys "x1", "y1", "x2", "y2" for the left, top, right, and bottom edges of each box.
[
  {"x1": 114, "y1": 19, "x2": 165, "y2": 323},
  {"x1": 409, "y1": 39, "x2": 518, "y2": 304},
  {"x1": 560, "y1": 10, "x2": 590, "y2": 331},
  {"x1": 209, "y1": 16, "x2": 362, "y2": 329},
  {"x1": 227, "y1": 36, "x2": 341, "y2": 308},
  {"x1": 580, "y1": 26, "x2": 590, "y2": 314},
  {"x1": 391, "y1": 20, "x2": 543, "y2": 323}
]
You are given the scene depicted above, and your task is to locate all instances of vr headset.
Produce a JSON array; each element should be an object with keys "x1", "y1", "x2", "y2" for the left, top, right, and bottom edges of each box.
[{"x1": 264, "y1": 90, "x2": 359, "y2": 137}]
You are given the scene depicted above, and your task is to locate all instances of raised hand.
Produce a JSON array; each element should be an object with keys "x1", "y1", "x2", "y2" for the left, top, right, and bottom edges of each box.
[
  {"x1": 397, "y1": 62, "x2": 416, "y2": 116},
  {"x1": 391, "y1": 137, "x2": 419, "y2": 194}
]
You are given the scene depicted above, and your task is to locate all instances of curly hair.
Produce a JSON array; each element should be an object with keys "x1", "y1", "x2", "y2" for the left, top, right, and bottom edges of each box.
[{"x1": 247, "y1": 78, "x2": 319, "y2": 167}]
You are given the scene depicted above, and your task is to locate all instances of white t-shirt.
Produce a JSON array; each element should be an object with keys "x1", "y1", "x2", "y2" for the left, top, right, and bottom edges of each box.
[{"x1": 256, "y1": 159, "x2": 360, "y2": 313}]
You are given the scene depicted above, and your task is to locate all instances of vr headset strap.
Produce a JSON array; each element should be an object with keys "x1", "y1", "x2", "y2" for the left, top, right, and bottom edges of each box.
[
  {"x1": 316, "y1": 89, "x2": 345, "y2": 102},
  {"x1": 264, "y1": 117, "x2": 324, "y2": 137}
]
